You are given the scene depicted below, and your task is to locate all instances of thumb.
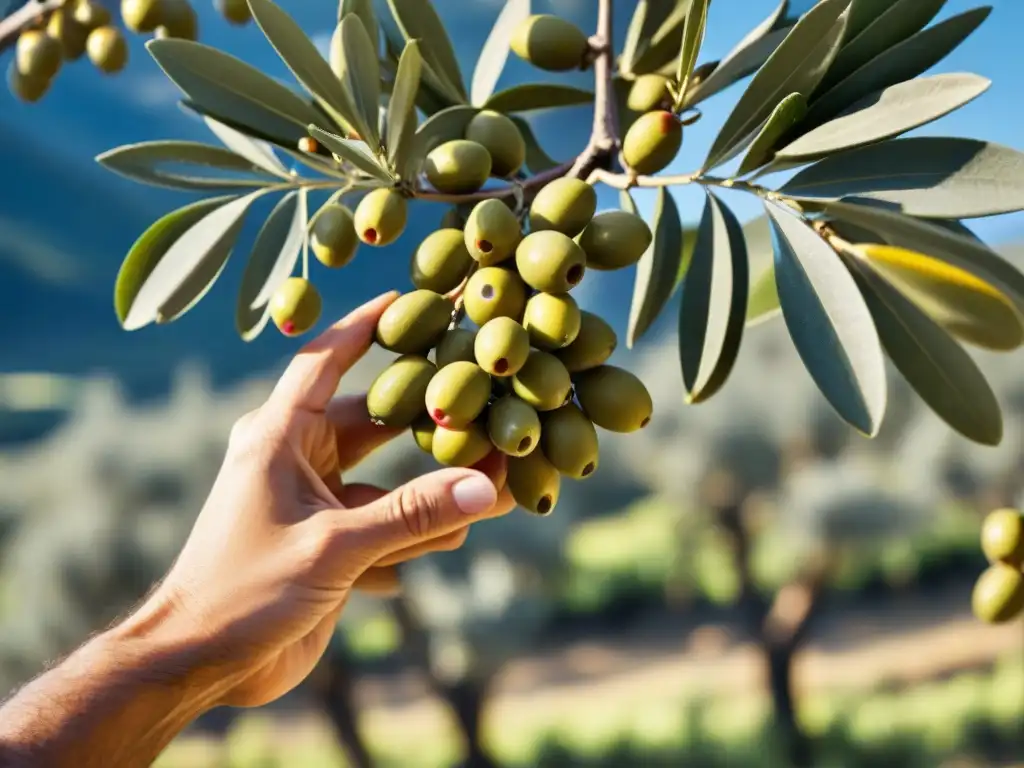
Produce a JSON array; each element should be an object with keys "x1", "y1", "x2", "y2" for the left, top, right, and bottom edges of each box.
[{"x1": 345, "y1": 468, "x2": 499, "y2": 555}]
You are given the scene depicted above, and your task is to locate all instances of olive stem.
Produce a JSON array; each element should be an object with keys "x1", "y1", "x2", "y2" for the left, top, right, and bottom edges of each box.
[
  {"x1": 0, "y1": 0, "x2": 65, "y2": 52},
  {"x1": 567, "y1": 0, "x2": 618, "y2": 179},
  {"x1": 586, "y1": 167, "x2": 771, "y2": 198}
]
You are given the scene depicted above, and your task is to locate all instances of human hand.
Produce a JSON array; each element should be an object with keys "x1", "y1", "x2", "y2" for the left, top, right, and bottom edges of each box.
[{"x1": 129, "y1": 292, "x2": 515, "y2": 708}]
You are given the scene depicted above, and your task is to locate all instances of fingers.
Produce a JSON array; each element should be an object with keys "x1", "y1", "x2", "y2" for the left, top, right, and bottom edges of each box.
[
  {"x1": 374, "y1": 528, "x2": 469, "y2": 566},
  {"x1": 352, "y1": 565, "x2": 402, "y2": 596},
  {"x1": 327, "y1": 394, "x2": 404, "y2": 473},
  {"x1": 269, "y1": 291, "x2": 398, "y2": 414}
]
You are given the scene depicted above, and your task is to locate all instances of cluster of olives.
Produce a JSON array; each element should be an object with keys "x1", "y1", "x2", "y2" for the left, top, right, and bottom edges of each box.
[
  {"x1": 7, "y1": 0, "x2": 251, "y2": 104},
  {"x1": 424, "y1": 110, "x2": 528, "y2": 193},
  {"x1": 363, "y1": 177, "x2": 655, "y2": 516},
  {"x1": 972, "y1": 507, "x2": 1024, "y2": 624}
]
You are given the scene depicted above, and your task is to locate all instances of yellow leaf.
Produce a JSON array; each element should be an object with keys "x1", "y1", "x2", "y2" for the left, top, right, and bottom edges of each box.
[{"x1": 855, "y1": 243, "x2": 1024, "y2": 351}]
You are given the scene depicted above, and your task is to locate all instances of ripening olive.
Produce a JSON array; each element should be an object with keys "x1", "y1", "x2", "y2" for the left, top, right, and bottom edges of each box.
[
  {"x1": 410, "y1": 228, "x2": 473, "y2": 293},
  {"x1": 464, "y1": 267, "x2": 528, "y2": 326},
  {"x1": 627, "y1": 74, "x2": 672, "y2": 113},
  {"x1": 16, "y1": 30, "x2": 62, "y2": 80},
  {"x1": 528, "y1": 178, "x2": 597, "y2": 237},
  {"x1": 488, "y1": 396, "x2": 541, "y2": 457},
  {"x1": 121, "y1": 0, "x2": 164, "y2": 34},
  {"x1": 269, "y1": 277, "x2": 322, "y2": 337},
  {"x1": 376, "y1": 290, "x2": 453, "y2": 354},
  {"x1": 353, "y1": 188, "x2": 408, "y2": 246},
  {"x1": 86, "y1": 26, "x2": 128, "y2": 73},
  {"x1": 464, "y1": 199, "x2": 521, "y2": 266},
  {"x1": 555, "y1": 311, "x2": 617, "y2": 372},
  {"x1": 512, "y1": 351, "x2": 571, "y2": 412},
  {"x1": 7, "y1": 66, "x2": 51, "y2": 103},
  {"x1": 475, "y1": 317, "x2": 530, "y2": 377},
  {"x1": 425, "y1": 140, "x2": 492, "y2": 194},
  {"x1": 516, "y1": 231, "x2": 586, "y2": 294},
  {"x1": 412, "y1": 414, "x2": 437, "y2": 454},
  {"x1": 434, "y1": 328, "x2": 477, "y2": 369},
  {"x1": 433, "y1": 423, "x2": 493, "y2": 468},
  {"x1": 160, "y1": 0, "x2": 198, "y2": 40},
  {"x1": 72, "y1": 0, "x2": 113, "y2": 29},
  {"x1": 311, "y1": 204, "x2": 359, "y2": 268},
  {"x1": 366, "y1": 355, "x2": 436, "y2": 429},
  {"x1": 508, "y1": 449, "x2": 561, "y2": 515},
  {"x1": 541, "y1": 403, "x2": 599, "y2": 479},
  {"x1": 425, "y1": 361, "x2": 492, "y2": 429},
  {"x1": 622, "y1": 110, "x2": 683, "y2": 175},
  {"x1": 510, "y1": 14, "x2": 588, "y2": 72},
  {"x1": 981, "y1": 508, "x2": 1024, "y2": 567},
  {"x1": 972, "y1": 562, "x2": 1024, "y2": 624},
  {"x1": 216, "y1": 0, "x2": 251, "y2": 25},
  {"x1": 465, "y1": 110, "x2": 526, "y2": 177},
  {"x1": 577, "y1": 210, "x2": 653, "y2": 271},
  {"x1": 47, "y1": 10, "x2": 89, "y2": 60},
  {"x1": 575, "y1": 365, "x2": 652, "y2": 432},
  {"x1": 522, "y1": 292, "x2": 581, "y2": 350}
]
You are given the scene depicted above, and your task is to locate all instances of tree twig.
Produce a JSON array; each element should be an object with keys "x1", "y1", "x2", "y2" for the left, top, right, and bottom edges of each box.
[
  {"x1": 0, "y1": 0, "x2": 62, "y2": 52},
  {"x1": 568, "y1": 0, "x2": 617, "y2": 179}
]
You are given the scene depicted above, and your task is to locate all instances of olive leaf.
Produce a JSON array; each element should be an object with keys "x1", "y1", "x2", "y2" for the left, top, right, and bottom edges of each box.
[
  {"x1": 247, "y1": 0, "x2": 364, "y2": 146},
  {"x1": 842, "y1": 0, "x2": 894, "y2": 43},
  {"x1": 147, "y1": 39, "x2": 323, "y2": 147},
  {"x1": 338, "y1": 0, "x2": 377, "y2": 50},
  {"x1": 412, "y1": 105, "x2": 479, "y2": 161},
  {"x1": 804, "y1": 6, "x2": 991, "y2": 129},
  {"x1": 735, "y1": 91, "x2": 806, "y2": 175},
  {"x1": 780, "y1": 138, "x2": 1024, "y2": 218},
  {"x1": 96, "y1": 141, "x2": 279, "y2": 191},
  {"x1": 703, "y1": 0, "x2": 848, "y2": 171},
  {"x1": 306, "y1": 125, "x2": 394, "y2": 183},
  {"x1": 766, "y1": 200, "x2": 887, "y2": 436},
  {"x1": 631, "y1": 1, "x2": 692, "y2": 76},
  {"x1": 674, "y1": 0, "x2": 710, "y2": 109},
  {"x1": 682, "y1": 0, "x2": 790, "y2": 107},
  {"x1": 115, "y1": 196, "x2": 232, "y2": 327},
  {"x1": 236, "y1": 190, "x2": 307, "y2": 340},
  {"x1": 203, "y1": 116, "x2": 290, "y2": 178},
  {"x1": 847, "y1": 253, "x2": 1003, "y2": 446},
  {"x1": 776, "y1": 73, "x2": 990, "y2": 161},
  {"x1": 621, "y1": 0, "x2": 680, "y2": 75},
  {"x1": 817, "y1": 0, "x2": 947, "y2": 94},
  {"x1": 510, "y1": 116, "x2": 560, "y2": 173},
  {"x1": 626, "y1": 187, "x2": 685, "y2": 348},
  {"x1": 330, "y1": 14, "x2": 382, "y2": 151},
  {"x1": 850, "y1": 243, "x2": 1024, "y2": 352},
  {"x1": 678, "y1": 190, "x2": 749, "y2": 404},
  {"x1": 386, "y1": 0, "x2": 467, "y2": 101},
  {"x1": 746, "y1": 264, "x2": 781, "y2": 326},
  {"x1": 483, "y1": 84, "x2": 594, "y2": 114},
  {"x1": 123, "y1": 189, "x2": 269, "y2": 330},
  {"x1": 471, "y1": 0, "x2": 530, "y2": 108},
  {"x1": 387, "y1": 41, "x2": 423, "y2": 180}
]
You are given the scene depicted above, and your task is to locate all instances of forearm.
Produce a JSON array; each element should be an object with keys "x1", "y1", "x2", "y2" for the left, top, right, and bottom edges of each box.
[{"x1": 0, "y1": 598, "x2": 237, "y2": 768}]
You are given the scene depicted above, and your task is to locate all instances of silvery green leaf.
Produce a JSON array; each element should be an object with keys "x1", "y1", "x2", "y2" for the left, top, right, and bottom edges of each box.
[
  {"x1": 338, "y1": 0, "x2": 377, "y2": 49},
  {"x1": 631, "y1": 1, "x2": 692, "y2": 76},
  {"x1": 848, "y1": 253, "x2": 1002, "y2": 445},
  {"x1": 817, "y1": 0, "x2": 946, "y2": 93},
  {"x1": 96, "y1": 140, "x2": 278, "y2": 191},
  {"x1": 412, "y1": 105, "x2": 479, "y2": 161},
  {"x1": 776, "y1": 73, "x2": 990, "y2": 161},
  {"x1": 622, "y1": 0, "x2": 680, "y2": 75},
  {"x1": 471, "y1": 0, "x2": 530, "y2": 107},
  {"x1": 114, "y1": 196, "x2": 232, "y2": 327},
  {"x1": 203, "y1": 116, "x2": 290, "y2": 177},
  {"x1": 842, "y1": 0, "x2": 894, "y2": 42},
  {"x1": 627, "y1": 187, "x2": 684, "y2": 348},
  {"x1": 147, "y1": 39, "x2": 323, "y2": 146},
  {"x1": 386, "y1": 0, "x2": 466, "y2": 101},
  {"x1": 766, "y1": 200, "x2": 887, "y2": 435},
  {"x1": 674, "y1": 0, "x2": 710, "y2": 106},
  {"x1": 735, "y1": 91, "x2": 807, "y2": 175},
  {"x1": 703, "y1": 0, "x2": 848, "y2": 171},
  {"x1": 678, "y1": 190, "x2": 749, "y2": 404},
  {"x1": 307, "y1": 125, "x2": 395, "y2": 183},
  {"x1": 330, "y1": 14, "x2": 382, "y2": 150},
  {"x1": 510, "y1": 116, "x2": 560, "y2": 173},
  {"x1": 237, "y1": 190, "x2": 306, "y2": 340},
  {"x1": 746, "y1": 264, "x2": 780, "y2": 326},
  {"x1": 247, "y1": 0, "x2": 365, "y2": 146},
  {"x1": 483, "y1": 84, "x2": 593, "y2": 113},
  {"x1": 387, "y1": 41, "x2": 423, "y2": 180},
  {"x1": 780, "y1": 137, "x2": 1024, "y2": 218},
  {"x1": 125, "y1": 189, "x2": 269, "y2": 330},
  {"x1": 805, "y1": 7, "x2": 991, "y2": 128}
]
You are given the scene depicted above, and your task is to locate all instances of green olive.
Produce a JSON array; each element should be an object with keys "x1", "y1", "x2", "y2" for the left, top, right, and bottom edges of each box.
[
  {"x1": 7, "y1": 66, "x2": 51, "y2": 103},
  {"x1": 465, "y1": 110, "x2": 526, "y2": 178},
  {"x1": 159, "y1": 0, "x2": 198, "y2": 39},
  {"x1": 474, "y1": 317, "x2": 530, "y2": 377},
  {"x1": 464, "y1": 267, "x2": 528, "y2": 326},
  {"x1": 121, "y1": 0, "x2": 164, "y2": 34},
  {"x1": 487, "y1": 396, "x2": 541, "y2": 457},
  {"x1": 622, "y1": 110, "x2": 683, "y2": 175},
  {"x1": 375, "y1": 290, "x2": 453, "y2": 354},
  {"x1": 434, "y1": 328, "x2": 478, "y2": 369},
  {"x1": 522, "y1": 292, "x2": 581, "y2": 350},
  {"x1": 528, "y1": 178, "x2": 597, "y2": 238},
  {"x1": 86, "y1": 26, "x2": 128, "y2": 74},
  {"x1": 972, "y1": 562, "x2": 1024, "y2": 624},
  {"x1": 353, "y1": 188, "x2": 408, "y2": 246},
  {"x1": 47, "y1": 10, "x2": 89, "y2": 60},
  {"x1": 981, "y1": 508, "x2": 1024, "y2": 567},
  {"x1": 464, "y1": 199, "x2": 521, "y2": 266},
  {"x1": 627, "y1": 74, "x2": 672, "y2": 113},
  {"x1": 311, "y1": 204, "x2": 359, "y2": 268},
  {"x1": 73, "y1": 0, "x2": 113, "y2": 29},
  {"x1": 411, "y1": 228, "x2": 473, "y2": 293},
  {"x1": 411, "y1": 414, "x2": 437, "y2": 453},
  {"x1": 367, "y1": 355, "x2": 436, "y2": 428},
  {"x1": 507, "y1": 449, "x2": 561, "y2": 515},
  {"x1": 269, "y1": 277, "x2": 322, "y2": 337},
  {"x1": 577, "y1": 211, "x2": 653, "y2": 271},
  {"x1": 510, "y1": 14, "x2": 588, "y2": 72},
  {"x1": 432, "y1": 423, "x2": 493, "y2": 468},
  {"x1": 216, "y1": 0, "x2": 251, "y2": 25},
  {"x1": 425, "y1": 140, "x2": 492, "y2": 194},
  {"x1": 541, "y1": 403, "x2": 599, "y2": 479},
  {"x1": 16, "y1": 29, "x2": 62, "y2": 80},
  {"x1": 555, "y1": 311, "x2": 617, "y2": 372},
  {"x1": 515, "y1": 231, "x2": 586, "y2": 294},
  {"x1": 424, "y1": 361, "x2": 492, "y2": 429},
  {"x1": 512, "y1": 351, "x2": 571, "y2": 412},
  {"x1": 575, "y1": 365, "x2": 652, "y2": 432}
]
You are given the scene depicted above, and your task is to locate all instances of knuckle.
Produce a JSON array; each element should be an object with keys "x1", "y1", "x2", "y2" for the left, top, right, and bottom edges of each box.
[
  {"x1": 228, "y1": 409, "x2": 259, "y2": 448},
  {"x1": 390, "y1": 484, "x2": 439, "y2": 539}
]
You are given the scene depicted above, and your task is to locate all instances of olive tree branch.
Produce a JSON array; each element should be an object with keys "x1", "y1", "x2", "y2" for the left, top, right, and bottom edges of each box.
[
  {"x1": 0, "y1": 0, "x2": 62, "y2": 52},
  {"x1": 586, "y1": 167, "x2": 771, "y2": 199}
]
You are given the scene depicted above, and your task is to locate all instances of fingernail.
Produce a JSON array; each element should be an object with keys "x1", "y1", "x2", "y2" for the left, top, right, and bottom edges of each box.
[{"x1": 452, "y1": 475, "x2": 497, "y2": 515}]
